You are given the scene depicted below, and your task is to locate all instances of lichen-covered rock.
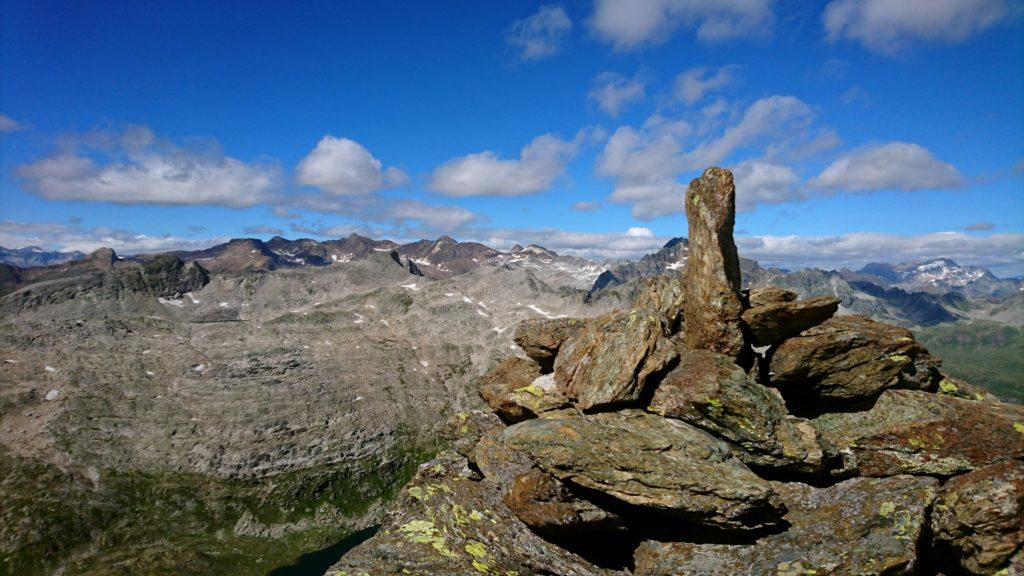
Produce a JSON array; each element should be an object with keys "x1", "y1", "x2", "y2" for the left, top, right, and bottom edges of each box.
[
  {"x1": 634, "y1": 475, "x2": 938, "y2": 576},
  {"x1": 478, "y1": 357, "x2": 569, "y2": 423},
  {"x1": 470, "y1": 432, "x2": 535, "y2": 490},
  {"x1": 741, "y1": 296, "x2": 840, "y2": 347},
  {"x1": 634, "y1": 275, "x2": 686, "y2": 334},
  {"x1": 813, "y1": 389, "x2": 1024, "y2": 477},
  {"x1": 936, "y1": 375, "x2": 1000, "y2": 403},
  {"x1": 504, "y1": 468, "x2": 626, "y2": 536},
  {"x1": 514, "y1": 317, "x2": 588, "y2": 372},
  {"x1": 681, "y1": 167, "x2": 748, "y2": 363},
  {"x1": 930, "y1": 460, "x2": 1024, "y2": 575},
  {"x1": 554, "y1": 308, "x2": 679, "y2": 411},
  {"x1": 440, "y1": 410, "x2": 504, "y2": 459},
  {"x1": 746, "y1": 286, "x2": 797, "y2": 308},
  {"x1": 769, "y1": 315, "x2": 941, "y2": 402},
  {"x1": 648, "y1": 349, "x2": 828, "y2": 473},
  {"x1": 330, "y1": 451, "x2": 620, "y2": 576},
  {"x1": 501, "y1": 410, "x2": 784, "y2": 531}
]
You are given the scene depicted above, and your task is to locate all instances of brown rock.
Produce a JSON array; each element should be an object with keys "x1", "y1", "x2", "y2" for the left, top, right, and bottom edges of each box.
[
  {"x1": 554, "y1": 308, "x2": 679, "y2": 411},
  {"x1": 648, "y1": 349, "x2": 828, "y2": 473},
  {"x1": 681, "y1": 167, "x2": 748, "y2": 363},
  {"x1": 741, "y1": 296, "x2": 840, "y2": 347},
  {"x1": 813, "y1": 389, "x2": 1024, "y2": 477},
  {"x1": 634, "y1": 275, "x2": 686, "y2": 334},
  {"x1": 634, "y1": 475, "x2": 938, "y2": 576},
  {"x1": 769, "y1": 314, "x2": 941, "y2": 402},
  {"x1": 440, "y1": 409, "x2": 504, "y2": 459},
  {"x1": 746, "y1": 286, "x2": 797, "y2": 308},
  {"x1": 931, "y1": 460, "x2": 1024, "y2": 575},
  {"x1": 479, "y1": 357, "x2": 571, "y2": 423},
  {"x1": 504, "y1": 468, "x2": 626, "y2": 536},
  {"x1": 514, "y1": 317, "x2": 588, "y2": 372}
]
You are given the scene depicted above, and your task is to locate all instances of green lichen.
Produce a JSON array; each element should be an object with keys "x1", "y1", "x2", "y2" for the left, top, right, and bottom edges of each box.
[
  {"x1": 938, "y1": 379, "x2": 959, "y2": 394},
  {"x1": 1013, "y1": 422, "x2": 1024, "y2": 434},
  {"x1": 465, "y1": 540, "x2": 488, "y2": 558}
]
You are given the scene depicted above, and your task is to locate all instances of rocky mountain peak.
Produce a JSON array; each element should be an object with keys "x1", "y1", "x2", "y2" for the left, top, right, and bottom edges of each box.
[{"x1": 334, "y1": 166, "x2": 1024, "y2": 576}]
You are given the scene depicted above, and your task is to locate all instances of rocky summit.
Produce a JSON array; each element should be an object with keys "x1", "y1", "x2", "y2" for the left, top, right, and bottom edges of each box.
[{"x1": 332, "y1": 167, "x2": 1024, "y2": 576}]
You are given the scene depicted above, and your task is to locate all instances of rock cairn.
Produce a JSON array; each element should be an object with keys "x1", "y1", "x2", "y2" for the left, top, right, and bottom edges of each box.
[{"x1": 332, "y1": 167, "x2": 1024, "y2": 576}]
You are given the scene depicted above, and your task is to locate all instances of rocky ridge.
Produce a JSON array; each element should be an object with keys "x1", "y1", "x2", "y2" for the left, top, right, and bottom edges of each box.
[{"x1": 331, "y1": 167, "x2": 1024, "y2": 575}]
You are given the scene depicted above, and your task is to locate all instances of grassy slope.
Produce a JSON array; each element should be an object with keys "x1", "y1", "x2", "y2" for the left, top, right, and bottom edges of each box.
[{"x1": 915, "y1": 321, "x2": 1024, "y2": 403}]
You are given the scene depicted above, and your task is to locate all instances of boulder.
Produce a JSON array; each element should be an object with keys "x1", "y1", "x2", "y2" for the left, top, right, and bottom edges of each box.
[
  {"x1": 330, "y1": 451, "x2": 618, "y2": 576},
  {"x1": 813, "y1": 389, "x2": 1024, "y2": 477},
  {"x1": 936, "y1": 375, "x2": 1000, "y2": 403},
  {"x1": 633, "y1": 275, "x2": 686, "y2": 334},
  {"x1": 681, "y1": 167, "x2": 748, "y2": 363},
  {"x1": 769, "y1": 315, "x2": 941, "y2": 402},
  {"x1": 746, "y1": 286, "x2": 797, "y2": 308},
  {"x1": 554, "y1": 308, "x2": 679, "y2": 411},
  {"x1": 741, "y1": 296, "x2": 840, "y2": 347},
  {"x1": 930, "y1": 460, "x2": 1024, "y2": 575},
  {"x1": 634, "y1": 475, "x2": 938, "y2": 576},
  {"x1": 501, "y1": 410, "x2": 784, "y2": 531},
  {"x1": 440, "y1": 410, "x2": 504, "y2": 459},
  {"x1": 479, "y1": 357, "x2": 569, "y2": 423},
  {"x1": 504, "y1": 468, "x2": 626, "y2": 536},
  {"x1": 514, "y1": 317, "x2": 588, "y2": 372},
  {"x1": 648, "y1": 349, "x2": 828, "y2": 473}
]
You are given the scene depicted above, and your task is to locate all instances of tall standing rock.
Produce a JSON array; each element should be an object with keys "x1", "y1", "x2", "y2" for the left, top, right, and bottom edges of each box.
[{"x1": 682, "y1": 168, "x2": 749, "y2": 364}]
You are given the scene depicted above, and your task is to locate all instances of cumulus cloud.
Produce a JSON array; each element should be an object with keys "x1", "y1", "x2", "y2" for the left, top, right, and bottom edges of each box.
[
  {"x1": 731, "y1": 159, "x2": 803, "y2": 211},
  {"x1": 737, "y1": 231, "x2": 1024, "y2": 277},
  {"x1": 685, "y1": 95, "x2": 816, "y2": 167},
  {"x1": 674, "y1": 65, "x2": 740, "y2": 104},
  {"x1": 0, "y1": 220, "x2": 228, "y2": 255},
  {"x1": 430, "y1": 132, "x2": 583, "y2": 197},
  {"x1": 811, "y1": 142, "x2": 963, "y2": 192},
  {"x1": 590, "y1": 0, "x2": 774, "y2": 50},
  {"x1": 296, "y1": 136, "x2": 407, "y2": 196},
  {"x1": 506, "y1": 5, "x2": 572, "y2": 60},
  {"x1": 16, "y1": 126, "x2": 282, "y2": 207},
  {"x1": 823, "y1": 0, "x2": 1018, "y2": 55},
  {"x1": 589, "y1": 72, "x2": 646, "y2": 117},
  {"x1": 0, "y1": 114, "x2": 25, "y2": 132},
  {"x1": 570, "y1": 201, "x2": 603, "y2": 212}
]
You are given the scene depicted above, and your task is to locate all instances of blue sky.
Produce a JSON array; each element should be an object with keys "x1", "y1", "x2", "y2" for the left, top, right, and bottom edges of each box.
[{"x1": 1, "y1": 0, "x2": 1023, "y2": 275}]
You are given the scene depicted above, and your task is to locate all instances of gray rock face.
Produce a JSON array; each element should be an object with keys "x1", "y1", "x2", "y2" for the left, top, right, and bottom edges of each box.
[
  {"x1": 930, "y1": 460, "x2": 1024, "y2": 575},
  {"x1": 814, "y1": 389, "x2": 1024, "y2": 477},
  {"x1": 648, "y1": 349, "x2": 829, "y2": 473},
  {"x1": 513, "y1": 317, "x2": 588, "y2": 372},
  {"x1": 741, "y1": 295, "x2": 840, "y2": 347},
  {"x1": 554, "y1": 308, "x2": 679, "y2": 411},
  {"x1": 501, "y1": 410, "x2": 785, "y2": 531},
  {"x1": 633, "y1": 275, "x2": 686, "y2": 334},
  {"x1": 770, "y1": 314, "x2": 941, "y2": 402},
  {"x1": 634, "y1": 475, "x2": 939, "y2": 576},
  {"x1": 681, "y1": 167, "x2": 747, "y2": 363}
]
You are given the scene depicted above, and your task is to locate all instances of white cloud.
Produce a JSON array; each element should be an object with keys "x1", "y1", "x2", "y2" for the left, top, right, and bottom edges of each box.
[
  {"x1": 430, "y1": 132, "x2": 582, "y2": 196},
  {"x1": 737, "y1": 231, "x2": 1024, "y2": 277},
  {"x1": 477, "y1": 227, "x2": 670, "y2": 260},
  {"x1": 506, "y1": 5, "x2": 572, "y2": 60},
  {"x1": 674, "y1": 65, "x2": 740, "y2": 104},
  {"x1": 296, "y1": 136, "x2": 407, "y2": 196},
  {"x1": 589, "y1": 72, "x2": 646, "y2": 117},
  {"x1": 810, "y1": 142, "x2": 963, "y2": 192},
  {"x1": 571, "y1": 200, "x2": 603, "y2": 212},
  {"x1": 16, "y1": 126, "x2": 282, "y2": 207},
  {"x1": 590, "y1": 0, "x2": 774, "y2": 50},
  {"x1": 626, "y1": 226, "x2": 655, "y2": 237},
  {"x1": 382, "y1": 200, "x2": 479, "y2": 232},
  {"x1": 0, "y1": 114, "x2": 25, "y2": 132},
  {"x1": 731, "y1": 159, "x2": 803, "y2": 211},
  {"x1": 823, "y1": 0, "x2": 1017, "y2": 55},
  {"x1": 685, "y1": 95, "x2": 815, "y2": 167},
  {"x1": 0, "y1": 220, "x2": 229, "y2": 255}
]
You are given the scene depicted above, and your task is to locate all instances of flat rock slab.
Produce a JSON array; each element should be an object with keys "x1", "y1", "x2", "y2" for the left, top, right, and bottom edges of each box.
[
  {"x1": 514, "y1": 317, "x2": 588, "y2": 372},
  {"x1": 931, "y1": 460, "x2": 1024, "y2": 575},
  {"x1": 813, "y1": 389, "x2": 1024, "y2": 477},
  {"x1": 770, "y1": 314, "x2": 940, "y2": 402},
  {"x1": 741, "y1": 296, "x2": 840, "y2": 347},
  {"x1": 479, "y1": 357, "x2": 570, "y2": 423},
  {"x1": 555, "y1": 308, "x2": 678, "y2": 411},
  {"x1": 747, "y1": 286, "x2": 797, "y2": 308},
  {"x1": 331, "y1": 451, "x2": 620, "y2": 576},
  {"x1": 648, "y1": 349, "x2": 828, "y2": 473},
  {"x1": 501, "y1": 410, "x2": 784, "y2": 531},
  {"x1": 634, "y1": 475, "x2": 939, "y2": 576},
  {"x1": 682, "y1": 167, "x2": 747, "y2": 362}
]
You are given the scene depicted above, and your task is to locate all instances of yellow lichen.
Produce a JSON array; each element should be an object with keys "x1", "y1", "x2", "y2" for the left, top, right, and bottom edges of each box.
[
  {"x1": 397, "y1": 519, "x2": 456, "y2": 558},
  {"x1": 1013, "y1": 423, "x2": 1024, "y2": 434},
  {"x1": 889, "y1": 354, "x2": 911, "y2": 363},
  {"x1": 472, "y1": 559, "x2": 491, "y2": 573},
  {"x1": 879, "y1": 502, "x2": 896, "y2": 517},
  {"x1": 938, "y1": 379, "x2": 959, "y2": 394},
  {"x1": 465, "y1": 540, "x2": 488, "y2": 558},
  {"x1": 407, "y1": 486, "x2": 425, "y2": 501},
  {"x1": 513, "y1": 384, "x2": 543, "y2": 397}
]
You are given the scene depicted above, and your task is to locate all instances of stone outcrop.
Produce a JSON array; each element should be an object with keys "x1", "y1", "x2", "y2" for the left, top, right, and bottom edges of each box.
[
  {"x1": 681, "y1": 168, "x2": 748, "y2": 363},
  {"x1": 770, "y1": 314, "x2": 941, "y2": 402},
  {"x1": 554, "y1": 308, "x2": 678, "y2": 411},
  {"x1": 334, "y1": 166, "x2": 1023, "y2": 575}
]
